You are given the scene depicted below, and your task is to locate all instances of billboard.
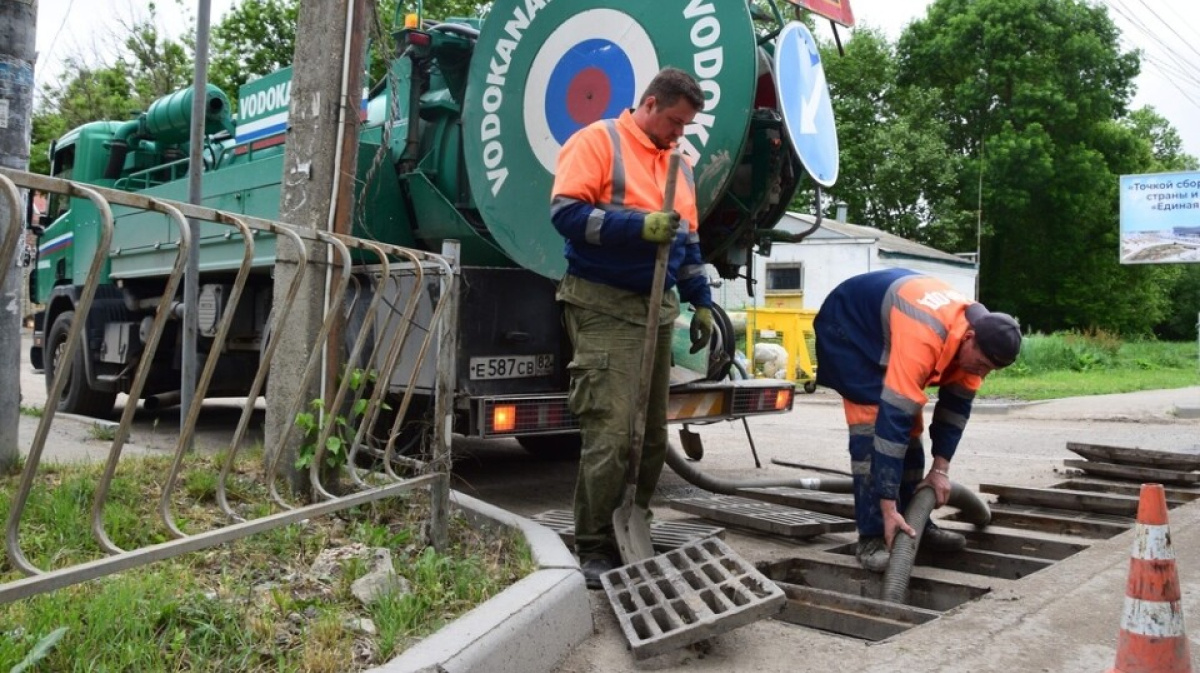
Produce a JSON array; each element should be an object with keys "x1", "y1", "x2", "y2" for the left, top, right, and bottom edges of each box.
[
  {"x1": 786, "y1": 0, "x2": 855, "y2": 27},
  {"x1": 1119, "y1": 170, "x2": 1200, "y2": 264}
]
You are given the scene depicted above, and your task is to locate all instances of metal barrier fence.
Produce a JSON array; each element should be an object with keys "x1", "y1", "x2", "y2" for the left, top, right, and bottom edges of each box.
[{"x1": 0, "y1": 167, "x2": 456, "y2": 604}]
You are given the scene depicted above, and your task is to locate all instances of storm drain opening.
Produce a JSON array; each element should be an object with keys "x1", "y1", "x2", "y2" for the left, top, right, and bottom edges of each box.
[
  {"x1": 600, "y1": 537, "x2": 785, "y2": 660},
  {"x1": 759, "y1": 558, "x2": 987, "y2": 641},
  {"x1": 822, "y1": 525, "x2": 1087, "y2": 580},
  {"x1": 530, "y1": 509, "x2": 725, "y2": 552}
]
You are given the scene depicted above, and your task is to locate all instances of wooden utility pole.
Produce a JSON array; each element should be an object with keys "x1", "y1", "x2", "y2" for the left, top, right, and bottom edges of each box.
[
  {"x1": 0, "y1": 0, "x2": 36, "y2": 471},
  {"x1": 266, "y1": 0, "x2": 367, "y2": 497}
]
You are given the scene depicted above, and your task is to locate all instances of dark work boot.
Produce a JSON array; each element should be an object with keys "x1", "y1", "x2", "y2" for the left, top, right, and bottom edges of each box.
[
  {"x1": 923, "y1": 523, "x2": 967, "y2": 552},
  {"x1": 581, "y1": 557, "x2": 616, "y2": 590}
]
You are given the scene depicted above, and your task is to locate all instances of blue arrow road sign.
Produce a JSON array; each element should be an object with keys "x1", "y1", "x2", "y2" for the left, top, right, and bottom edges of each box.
[{"x1": 775, "y1": 22, "x2": 839, "y2": 187}]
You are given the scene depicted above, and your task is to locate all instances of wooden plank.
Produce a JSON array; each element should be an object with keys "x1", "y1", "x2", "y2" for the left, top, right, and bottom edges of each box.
[
  {"x1": 1062, "y1": 459, "x2": 1200, "y2": 486},
  {"x1": 1051, "y1": 479, "x2": 1200, "y2": 503},
  {"x1": 980, "y1": 483, "x2": 1141, "y2": 516},
  {"x1": 1066, "y1": 442, "x2": 1200, "y2": 471},
  {"x1": 737, "y1": 486, "x2": 857, "y2": 519}
]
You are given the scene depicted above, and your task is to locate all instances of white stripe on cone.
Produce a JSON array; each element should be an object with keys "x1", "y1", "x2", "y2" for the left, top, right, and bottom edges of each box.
[
  {"x1": 1131, "y1": 524, "x2": 1175, "y2": 561},
  {"x1": 1120, "y1": 596, "x2": 1187, "y2": 638}
]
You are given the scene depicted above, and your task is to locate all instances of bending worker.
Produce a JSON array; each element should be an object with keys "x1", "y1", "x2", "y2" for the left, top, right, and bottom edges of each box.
[
  {"x1": 814, "y1": 268, "x2": 1022, "y2": 572},
  {"x1": 550, "y1": 67, "x2": 714, "y2": 588}
]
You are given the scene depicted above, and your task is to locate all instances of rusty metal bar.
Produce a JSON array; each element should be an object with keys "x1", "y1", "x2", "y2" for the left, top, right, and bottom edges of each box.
[
  {"x1": 216, "y1": 222, "x2": 309, "y2": 521},
  {"x1": 3, "y1": 179, "x2": 115, "y2": 576},
  {"x1": 0, "y1": 475, "x2": 438, "y2": 605},
  {"x1": 91, "y1": 197, "x2": 193, "y2": 554},
  {"x1": 159, "y1": 213, "x2": 255, "y2": 537}
]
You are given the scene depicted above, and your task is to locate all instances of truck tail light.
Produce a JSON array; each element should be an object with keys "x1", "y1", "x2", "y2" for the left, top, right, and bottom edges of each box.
[
  {"x1": 492, "y1": 404, "x2": 517, "y2": 433},
  {"x1": 774, "y1": 389, "x2": 793, "y2": 410}
]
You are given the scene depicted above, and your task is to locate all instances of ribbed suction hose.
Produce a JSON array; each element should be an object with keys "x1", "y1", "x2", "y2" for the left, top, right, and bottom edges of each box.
[
  {"x1": 664, "y1": 442, "x2": 995, "y2": 530},
  {"x1": 882, "y1": 486, "x2": 937, "y2": 604}
]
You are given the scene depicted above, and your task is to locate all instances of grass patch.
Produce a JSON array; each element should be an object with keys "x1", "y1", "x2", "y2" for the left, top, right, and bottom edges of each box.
[
  {"x1": 983, "y1": 331, "x2": 1200, "y2": 400},
  {"x1": 0, "y1": 454, "x2": 534, "y2": 671}
]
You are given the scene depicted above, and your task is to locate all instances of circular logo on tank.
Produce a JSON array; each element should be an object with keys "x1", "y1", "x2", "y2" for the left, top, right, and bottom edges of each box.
[{"x1": 524, "y1": 10, "x2": 659, "y2": 173}]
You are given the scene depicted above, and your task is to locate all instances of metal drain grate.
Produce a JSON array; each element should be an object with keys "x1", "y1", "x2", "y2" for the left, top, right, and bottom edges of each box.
[
  {"x1": 529, "y1": 510, "x2": 725, "y2": 552},
  {"x1": 737, "y1": 486, "x2": 856, "y2": 519},
  {"x1": 600, "y1": 537, "x2": 785, "y2": 660},
  {"x1": 670, "y1": 494, "x2": 855, "y2": 537}
]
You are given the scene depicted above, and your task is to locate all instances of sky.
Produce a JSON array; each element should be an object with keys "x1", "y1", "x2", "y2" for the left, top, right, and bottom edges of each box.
[{"x1": 32, "y1": 0, "x2": 1200, "y2": 159}]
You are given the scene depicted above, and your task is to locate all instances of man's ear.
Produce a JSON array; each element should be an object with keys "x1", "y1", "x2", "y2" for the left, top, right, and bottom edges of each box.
[{"x1": 642, "y1": 94, "x2": 657, "y2": 112}]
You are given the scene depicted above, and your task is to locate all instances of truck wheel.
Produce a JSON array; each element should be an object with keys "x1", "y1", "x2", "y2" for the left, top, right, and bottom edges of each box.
[
  {"x1": 517, "y1": 434, "x2": 582, "y2": 460},
  {"x1": 46, "y1": 311, "x2": 116, "y2": 418}
]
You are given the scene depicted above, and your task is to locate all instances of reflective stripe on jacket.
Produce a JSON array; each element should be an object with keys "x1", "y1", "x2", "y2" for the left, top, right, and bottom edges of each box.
[
  {"x1": 549, "y1": 110, "x2": 711, "y2": 307},
  {"x1": 815, "y1": 268, "x2": 982, "y2": 500}
]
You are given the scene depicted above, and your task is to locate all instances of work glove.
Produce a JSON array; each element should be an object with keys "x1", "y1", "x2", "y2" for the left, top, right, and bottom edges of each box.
[
  {"x1": 641, "y1": 210, "x2": 681, "y2": 244},
  {"x1": 690, "y1": 306, "x2": 714, "y2": 354}
]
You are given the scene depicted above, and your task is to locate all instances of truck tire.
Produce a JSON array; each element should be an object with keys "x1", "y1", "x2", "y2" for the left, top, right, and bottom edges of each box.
[
  {"x1": 45, "y1": 311, "x2": 117, "y2": 418},
  {"x1": 517, "y1": 434, "x2": 582, "y2": 460}
]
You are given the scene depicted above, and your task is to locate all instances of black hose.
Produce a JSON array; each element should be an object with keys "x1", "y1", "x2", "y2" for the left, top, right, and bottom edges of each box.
[
  {"x1": 665, "y1": 441, "x2": 853, "y2": 494},
  {"x1": 428, "y1": 22, "x2": 480, "y2": 39},
  {"x1": 882, "y1": 487, "x2": 936, "y2": 604},
  {"x1": 665, "y1": 441, "x2": 994, "y2": 530}
]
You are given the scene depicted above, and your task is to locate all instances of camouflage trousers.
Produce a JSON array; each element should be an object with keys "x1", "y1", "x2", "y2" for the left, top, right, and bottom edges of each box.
[{"x1": 563, "y1": 303, "x2": 674, "y2": 562}]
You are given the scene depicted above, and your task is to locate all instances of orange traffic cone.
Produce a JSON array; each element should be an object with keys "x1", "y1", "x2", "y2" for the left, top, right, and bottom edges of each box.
[{"x1": 1107, "y1": 483, "x2": 1193, "y2": 673}]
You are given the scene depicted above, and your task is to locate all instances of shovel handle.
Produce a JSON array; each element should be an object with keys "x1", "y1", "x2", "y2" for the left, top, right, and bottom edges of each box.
[{"x1": 625, "y1": 151, "x2": 681, "y2": 487}]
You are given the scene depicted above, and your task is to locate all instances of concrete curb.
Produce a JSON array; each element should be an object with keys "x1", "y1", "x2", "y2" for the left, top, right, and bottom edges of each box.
[{"x1": 370, "y1": 490, "x2": 593, "y2": 673}]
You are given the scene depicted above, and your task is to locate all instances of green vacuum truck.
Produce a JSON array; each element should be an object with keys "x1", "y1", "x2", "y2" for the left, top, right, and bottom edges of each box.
[{"x1": 28, "y1": 0, "x2": 835, "y2": 454}]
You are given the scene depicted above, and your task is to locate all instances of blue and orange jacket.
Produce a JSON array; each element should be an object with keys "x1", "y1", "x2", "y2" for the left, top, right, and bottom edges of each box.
[
  {"x1": 549, "y1": 110, "x2": 712, "y2": 308},
  {"x1": 815, "y1": 268, "x2": 982, "y2": 499}
]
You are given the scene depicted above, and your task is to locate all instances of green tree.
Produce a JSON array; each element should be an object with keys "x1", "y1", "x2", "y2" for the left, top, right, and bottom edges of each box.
[
  {"x1": 209, "y1": 0, "x2": 300, "y2": 99},
  {"x1": 818, "y1": 28, "x2": 964, "y2": 248},
  {"x1": 893, "y1": 0, "x2": 1180, "y2": 334}
]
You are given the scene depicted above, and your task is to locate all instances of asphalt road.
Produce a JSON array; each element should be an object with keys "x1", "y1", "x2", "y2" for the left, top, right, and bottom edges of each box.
[{"x1": 15, "y1": 328, "x2": 1200, "y2": 671}]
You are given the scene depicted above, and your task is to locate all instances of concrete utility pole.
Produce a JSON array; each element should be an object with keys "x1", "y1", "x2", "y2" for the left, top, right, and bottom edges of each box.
[
  {"x1": 266, "y1": 0, "x2": 366, "y2": 497},
  {"x1": 0, "y1": 0, "x2": 36, "y2": 471}
]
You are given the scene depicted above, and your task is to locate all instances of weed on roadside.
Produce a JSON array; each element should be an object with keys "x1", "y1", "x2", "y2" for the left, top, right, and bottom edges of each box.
[{"x1": 0, "y1": 454, "x2": 532, "y2": 671}]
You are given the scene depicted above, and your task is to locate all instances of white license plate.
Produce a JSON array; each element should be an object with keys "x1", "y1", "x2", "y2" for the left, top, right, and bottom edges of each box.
[{"x1": 469, "y1": 354, "x2": 555, "y2": 380}]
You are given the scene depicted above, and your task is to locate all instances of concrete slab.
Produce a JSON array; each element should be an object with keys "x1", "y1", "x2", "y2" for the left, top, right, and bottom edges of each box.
[{"x1": 373, "y1": 491, "x2": 593, "y2": 673}]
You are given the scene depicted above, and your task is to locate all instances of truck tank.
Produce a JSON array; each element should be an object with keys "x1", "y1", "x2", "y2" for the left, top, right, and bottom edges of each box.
[{"x1": 383, "y1": 0, "x2": 803, "y2": 280}]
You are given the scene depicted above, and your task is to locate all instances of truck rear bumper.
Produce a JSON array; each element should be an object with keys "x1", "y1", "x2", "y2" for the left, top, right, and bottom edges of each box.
[{"x1": 469, "y1": 379, "x2": 795, "y2": 439}]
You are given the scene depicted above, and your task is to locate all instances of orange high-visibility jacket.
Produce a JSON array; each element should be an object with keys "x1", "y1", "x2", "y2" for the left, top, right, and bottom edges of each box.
[
  {"x1": 549, "y1": 110, "x2": 711, "y2": 308},
  {"x1": 815, "y1": 269, "x2": 982, "y2": 499}
]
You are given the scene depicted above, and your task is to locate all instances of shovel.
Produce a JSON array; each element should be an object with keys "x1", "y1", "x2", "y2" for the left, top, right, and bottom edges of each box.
[{"x1": 613, "y1": 150, "x2": 681, "y2": 565}]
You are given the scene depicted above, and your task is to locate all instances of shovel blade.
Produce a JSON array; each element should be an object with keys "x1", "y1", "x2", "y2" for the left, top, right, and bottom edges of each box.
[{"x1": 613, "y1": 500, "x2": 655, "y2": 564}]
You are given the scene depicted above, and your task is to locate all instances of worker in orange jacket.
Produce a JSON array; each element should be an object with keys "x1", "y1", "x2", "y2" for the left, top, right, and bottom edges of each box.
[
  {"x1": 814, "y1": 269, "x2": 1022, "y2": 572},
  {"x1": 550, "y1": 67, "x2": 713, "y2": 588}
]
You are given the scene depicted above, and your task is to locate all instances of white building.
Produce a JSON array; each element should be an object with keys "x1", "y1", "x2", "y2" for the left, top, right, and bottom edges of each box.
[{"x1": 712, "y1": 212, "x2": 979, "y2": 311}]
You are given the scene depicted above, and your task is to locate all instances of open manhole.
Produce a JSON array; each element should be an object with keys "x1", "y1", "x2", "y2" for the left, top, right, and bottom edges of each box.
[
  {"x1": 823, "y1": 526, "x2": 1087, "y2": 580},
  {"x1": 759, "y1": 558, "x2": 988, "y2": 641}
]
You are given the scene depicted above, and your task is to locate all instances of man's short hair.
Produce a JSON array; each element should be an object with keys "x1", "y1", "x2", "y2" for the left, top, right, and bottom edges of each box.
[{"x1": 639, "y1": 67, "x2": 705, "y2": 111}]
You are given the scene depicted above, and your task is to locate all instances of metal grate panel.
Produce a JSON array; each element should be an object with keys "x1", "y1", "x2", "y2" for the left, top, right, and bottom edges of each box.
[
  {"x1": 530, "y1": 510, "x2": 725, "y2": 552},
  {"x1": 670, "y1": 494, "x2": 855, "y2": 537},
  {"x1": 600, "y1": 537, "x2": 785, "y2": 660}
]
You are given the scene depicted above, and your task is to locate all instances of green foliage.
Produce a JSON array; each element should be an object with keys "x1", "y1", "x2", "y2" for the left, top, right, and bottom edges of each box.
[
  {"x1": 0, "y1": 455, "x2": 531, "y2": 670},
  {"x1": 883, "y1": 0, "x2": 1193, "y2": 335},
  {"x1": 984, "y1": 332, "x2": 1199, "y2": 399},
  {"x1": 209, "y1": 0, "x2": 300, "y2": 102},
  {"x1": 294, "y1": 368, "x2": 380, "y2": 471}
]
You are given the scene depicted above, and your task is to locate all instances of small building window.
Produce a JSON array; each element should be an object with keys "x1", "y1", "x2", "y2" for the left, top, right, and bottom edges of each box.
[{"x1": 765, "y1": 263, "x2": 803, "y2": 293}]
